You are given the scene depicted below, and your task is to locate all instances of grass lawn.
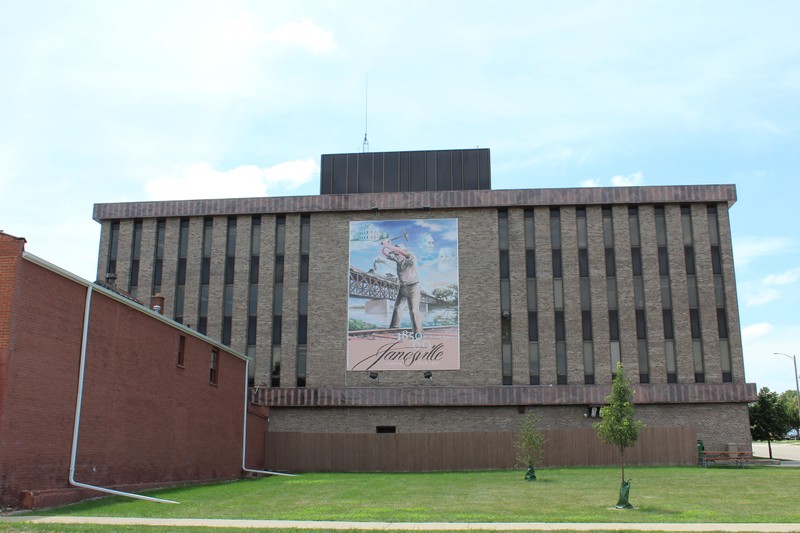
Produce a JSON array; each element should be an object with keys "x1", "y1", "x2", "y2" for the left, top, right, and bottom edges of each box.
[{"x1": 12, "y1": 466, "x2": 800, "y2": 525}]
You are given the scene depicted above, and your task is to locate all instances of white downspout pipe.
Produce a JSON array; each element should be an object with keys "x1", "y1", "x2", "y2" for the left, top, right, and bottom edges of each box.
[
  {"x1": 242, "y1": 359, "x2": 296, "y2": 477},
  {"x1": 69, "y1": 285, "x2": 178, "y2": 504}
]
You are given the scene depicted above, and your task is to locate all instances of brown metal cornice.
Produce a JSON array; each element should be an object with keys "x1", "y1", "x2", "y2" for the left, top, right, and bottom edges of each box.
[
  {"x1": 254, "y1": 382, "x2": 756, "y2": 408},
  {"x1": 93, "y1": 185, "x2": 737, "y2": 222}
]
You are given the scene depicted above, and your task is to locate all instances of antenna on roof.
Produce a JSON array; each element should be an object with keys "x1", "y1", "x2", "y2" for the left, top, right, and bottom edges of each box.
[{"x1": 362, "y1": 74, "x2": 369, "y2": 153}]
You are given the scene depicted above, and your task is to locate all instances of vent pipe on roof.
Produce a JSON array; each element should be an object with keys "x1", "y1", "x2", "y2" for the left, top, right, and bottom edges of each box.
[{"x1": 150, "y1": 293, "x2": 165, "y2": 315}]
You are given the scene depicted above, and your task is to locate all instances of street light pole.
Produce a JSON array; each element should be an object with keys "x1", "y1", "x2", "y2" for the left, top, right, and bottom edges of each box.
[{"x1": 774, "y1": 352, "x2": 800, "y2": 439}]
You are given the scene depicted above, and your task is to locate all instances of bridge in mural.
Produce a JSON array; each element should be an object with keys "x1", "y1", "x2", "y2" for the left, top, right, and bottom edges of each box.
[{"x1": 348, "y1": 266, "x2": 447, "y2": 305}]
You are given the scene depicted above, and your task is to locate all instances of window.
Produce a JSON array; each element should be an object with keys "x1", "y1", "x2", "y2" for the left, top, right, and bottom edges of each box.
[
  {"x1": 246, "y1": 216, "x2": 262, "y2": 379},
  {"x1": 499, "y1": 209, "x2": 512, "y2": 385},
  {"x1": 106, "y1": 220, "x2": 120, "y2": 282},
  {"x1": 210, "y1": 350, "x2": 219, "y2": 385},
  {"x1": 128, "y1": 220, "x2": 142, "y2": 297},
  {"x1": 575, "y1": 207, "x2": 594, "y2": 385},
  {"x1": 297, "y1": 214, "x2": 311, "y2": 387},
  {"x1": 177, "y1": 335, "x2": 186, "y2": 368},
  {"x1": 174, "y1": 218, "x2": 189, "y2": 324},
  {"x1": 271, "y1": 215, "x2": 286, "y2": 387},
  {"x1": 152, "y1": 218, "x2": 166, "y2": 294},
  {"x1": 198, "y1": 218, "x2": 213, "y2": 334},
  {"x1": 221, "y1": 217, "x2": 237, "y2": 345}
]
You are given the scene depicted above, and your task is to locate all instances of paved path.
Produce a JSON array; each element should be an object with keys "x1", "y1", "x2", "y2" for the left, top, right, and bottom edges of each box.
[
  {"x1": 752, "y1": 442, "x2": 800, "y2": 466},
  {"x1": 2, "y1": 516, "x2": 800, "y2": 531}
]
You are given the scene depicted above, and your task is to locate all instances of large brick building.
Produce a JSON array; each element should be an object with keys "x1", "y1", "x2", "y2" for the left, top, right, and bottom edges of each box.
[
  {"x1": 0, "y1": 231, "x2": 267, "y2": 509},
  {"x1": 92, "y1": 148, "x2": 756, "y2": 469}
]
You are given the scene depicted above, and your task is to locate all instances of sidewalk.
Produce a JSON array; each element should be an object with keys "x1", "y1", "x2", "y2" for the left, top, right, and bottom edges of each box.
[
  {"x1": 2, "y1": 516, "x2": 800, "y2": 531},
  {"x1": 752, "y1": 442, "x2": 800, "y2": 467}
]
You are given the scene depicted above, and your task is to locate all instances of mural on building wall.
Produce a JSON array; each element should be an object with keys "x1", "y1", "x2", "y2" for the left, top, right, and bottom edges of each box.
[{"x1": 348, "y1": 218, "x2": 460, "y2": 371}]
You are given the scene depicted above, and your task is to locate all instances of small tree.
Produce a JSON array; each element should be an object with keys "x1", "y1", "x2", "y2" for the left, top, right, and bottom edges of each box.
[
  {"x1": 514, "y1": 412, "x2": 546, "y2": 481},
  {"x1": 594, "y1": 362, "x2": 644, "y2": 509},
  {"x1": 750, "y1": 387, "x2": 792, "y2": 457},
  {"x1": 778, "y1": 389, "x2": 799, "y2": 439}
]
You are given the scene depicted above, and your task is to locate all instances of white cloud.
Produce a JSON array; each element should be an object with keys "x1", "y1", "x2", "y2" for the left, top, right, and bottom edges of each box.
[
  {"x1": 145, "y1": 159, "x2": 318, "y2": 201},
  {"x1": 746, "y1": 289, "x2": 781, "y2": 307},
  {"x1": 265, "y1": 18, "x2": 337, "y2": 54},
  {"x1": 733, "y1": 237, "x2": 791, "y2": 266},
  {"x1": 763, "y1": 267, "x2": 800, "y2": 286},
  {"x1": 610, "y1": 171, "x2": 644, "y2": 187},
  {"x1": 263, "y1": 159, "x2": 319, "y2": 188},
  {"x1": 579, "y1": 172, "x2": 643, "y2": 188},
  {"x1": 742, "y1": 322, "x2": 774, "y2": 342}
]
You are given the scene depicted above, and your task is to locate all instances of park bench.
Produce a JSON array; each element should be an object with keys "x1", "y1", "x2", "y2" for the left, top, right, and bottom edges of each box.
[{"x1": 701, "y1": 450, "x2": 753, "y2": 467}]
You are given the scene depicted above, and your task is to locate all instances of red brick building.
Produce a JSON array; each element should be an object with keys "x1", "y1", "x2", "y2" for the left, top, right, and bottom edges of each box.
[{"x1": 0, "y1": 231, "x2": 267, "y2": 509}]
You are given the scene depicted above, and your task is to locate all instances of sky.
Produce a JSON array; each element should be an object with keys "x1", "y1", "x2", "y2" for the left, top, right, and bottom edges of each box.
[{"x1": 2, "y1": 1, "x2": 799, "y2": 394}]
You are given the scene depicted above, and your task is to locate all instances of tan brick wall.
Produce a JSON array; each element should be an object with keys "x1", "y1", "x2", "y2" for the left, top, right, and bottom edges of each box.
[
  {"x1": 253, "y1": 216, "x2": 275, "y2": 386},
  {"x1": 93, "y1": 197, "x2": 749, "y2": 396},
  {"x1": 269, "y1": 402, "x2": 750, "y2": 452},
  {"x1": 587, "y1": 206, "x2": 611, "y2": 383},
  {"x1": 136, "y1": 218, "x2": 156, "y2": 301},
  {"x1": 613, "y1": 205, "x2": 637, "y2": 374},
  {"x1": 182, "y1": 217, "x2": 202, "y2": 329},
  {"x1": 718, "y1": 203, "x2": 745, "y2": 382},
  {"x1": 639, "y1": 205, "x2": 666, "y2": 382},
  {"x1": 115, "y1": 220, "x2": 133, "y2": 292},
  {"x1": 508, "y1": 209, "x2": 529, "y2": 385},
  {"x1": 231, "y1": 215, "x2": 252, "y2": 354},
  {"x1": 534, "y1": 208, "x2": 557, "y2": 384},
  {"x1": 160, "y1": 218, "x2": 180, "y2": 318}
]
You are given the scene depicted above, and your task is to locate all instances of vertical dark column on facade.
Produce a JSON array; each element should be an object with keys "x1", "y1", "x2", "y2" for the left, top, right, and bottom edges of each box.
[
  {"x1": 105, "y1": 220, "x2": 120, "y2": 285},
  {"x1": 296, "y1": 214, "x2": 310, "y2": 387},
  {"x1": 576, "y1": 207, "x2": 595, "y2": 384},
  {"x1": 603, "y1": 207, "x2": 620, "y2": 376},
  {"x1": 128, "y1": 220, "x2": 143, "y2": 297},
  {"x1": 524, "y1": 209, "x2": 539, "y2": 384},
  {"x1": 246, "y1": 217, "x2": 262, "y2": 378},
  {"x1": 152, "y1": 219, "x2": 166, "y2": 296},
  {"x1": 682, "y1": 205, "x2": 705, "y2": 383},
  {"x1": 550, "y1": 208, "x2": 567, "y2": 384},
  {"x1": 198, "y1": 218, "x2": 213, "y2": 334},
  {"x1": 221, "y1": 217, "x2": 237, "y2": 345},
  {"x1": 174, "y1": 218, "x2": 189, "y2": 324},
  {"x1": 629, "y1": 207, "x2": 649, "y2": 383},
  {"x1": 655, "y1": 206, "x2": 678, "y2": 383},
  {"x1": 498, "y1": 209, "x2": 512, "y2": 385},
  {"x1": 708, "y1": 205, "x2": 733, "y2": 382},
  {"x1": 271, "y1": 215, "x2": 286, "y2": 387}
]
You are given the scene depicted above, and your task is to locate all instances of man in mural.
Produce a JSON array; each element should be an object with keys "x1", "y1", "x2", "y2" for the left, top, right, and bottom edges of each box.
[{"x1": 381, "y1": 238, "x2": 424, "y2": 336}]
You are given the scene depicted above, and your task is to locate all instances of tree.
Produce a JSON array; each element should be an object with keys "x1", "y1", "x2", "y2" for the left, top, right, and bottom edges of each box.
[
  {"x1": 778, "y1": 389, "x2": 799, "y2": 438},
  {"x1": 749, "y1": 387, "x2": 792, "y2": 457},
  {"x1": 594, "y1": 362, "x2": 644, "y2": 509},
  {"x1": 514, "y1": 412, "x2": 546, "y2": 481}
]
